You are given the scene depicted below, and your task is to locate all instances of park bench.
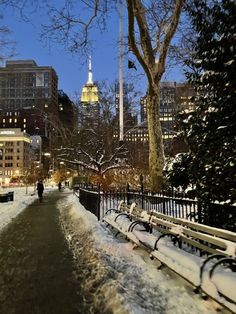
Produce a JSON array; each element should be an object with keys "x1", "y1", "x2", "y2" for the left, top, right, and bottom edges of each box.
[{"x1": 103, "y1": 202, "x2": 236, "y2": 313}]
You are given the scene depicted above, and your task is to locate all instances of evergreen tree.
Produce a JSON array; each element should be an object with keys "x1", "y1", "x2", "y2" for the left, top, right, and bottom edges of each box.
[{"x1": 166, "y1": 0, "x2": 236, "y2": 226}]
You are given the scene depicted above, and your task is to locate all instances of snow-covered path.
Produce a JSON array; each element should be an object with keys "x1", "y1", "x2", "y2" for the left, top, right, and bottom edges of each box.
[
  {"x1": 0, "y1": 186, "x2": 55, "y2": 232},
  {"x1": 0, "y1": 188, "x2": 231, "y2": 313}
]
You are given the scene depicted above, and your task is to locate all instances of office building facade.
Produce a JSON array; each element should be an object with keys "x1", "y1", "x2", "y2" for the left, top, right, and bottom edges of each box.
[
  {"x1": 0, "y1": 60, "x2": 58, "y2": 137},
  {"x1": 0, "y1": 128, "x2": 32, "y2": 185},
  {"x1": 80, "y1": 56, "x2": 99, "y2": 124},
  {"x1": 136, "y1": 82, "x2": 196, "y2": 155}
]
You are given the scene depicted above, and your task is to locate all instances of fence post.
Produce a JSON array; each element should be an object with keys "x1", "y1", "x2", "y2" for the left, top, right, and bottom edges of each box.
[
  {"x1": 127, "y1": 183, "x2": 130, "y2": 204},
  {"x1": 97, "y1": 184, "x2": 101, "y2": 220},
  {"x1": 197, "y1": 201, "x2": 202, "y2": 224},
  {"x1": 140, "y1": 175, "x2": 144, "y2": 209},
  {"x1": 162, "y1": 189, "x2": 166, "y2": 215}
]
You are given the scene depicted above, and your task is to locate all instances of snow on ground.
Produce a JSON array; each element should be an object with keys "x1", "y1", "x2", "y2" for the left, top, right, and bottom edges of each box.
[
  {"x1": 0, "y1": 185, "x2": 55, "y2": 232},
  {"x1": 58, "y1": 194, "x2": 228, "y2": 314},
  {"x1": 0, "y1": 189, "x2": 232, "y2": 314}
]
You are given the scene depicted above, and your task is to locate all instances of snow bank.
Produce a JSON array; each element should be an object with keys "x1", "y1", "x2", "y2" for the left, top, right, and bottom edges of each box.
[
  {"x1": 58, "y1": 194, "x2": 221, "y2": 314},
  {"x1": 103, "y1": 207, "x2": 236, "y2": 313}
]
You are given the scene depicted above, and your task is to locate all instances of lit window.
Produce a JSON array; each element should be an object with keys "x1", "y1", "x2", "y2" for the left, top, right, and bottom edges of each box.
[{"x1": 9, "y1": 119, "x2": 12, "y2": 123}]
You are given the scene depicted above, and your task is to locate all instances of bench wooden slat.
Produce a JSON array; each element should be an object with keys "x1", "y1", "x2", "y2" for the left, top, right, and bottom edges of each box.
[
  {"x1": 150, "y1": 211, "x2": 236, "y2": 243},
  {"x1": 151, "y1": 217, "x2": 177, "y2": 230},
  {"x1": 182, "y1": 228, "x2": 229, "y2": 250},
  {"x1": 179, "y1": 234, "x2": 226, "y2": 255},
  {"x1": 105, "y1": 204, "x2": 236, "y2": 257}
]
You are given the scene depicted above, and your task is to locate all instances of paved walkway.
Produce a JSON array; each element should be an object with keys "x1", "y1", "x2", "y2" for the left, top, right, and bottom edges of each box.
[{"x1": 0, "y1": 190, "x2": 80, "y2": 314}]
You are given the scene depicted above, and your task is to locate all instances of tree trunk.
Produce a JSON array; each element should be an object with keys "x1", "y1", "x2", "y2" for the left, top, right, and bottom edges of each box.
[{"x1": 146, "y1": 84, "x2": 165, "y2": 192}]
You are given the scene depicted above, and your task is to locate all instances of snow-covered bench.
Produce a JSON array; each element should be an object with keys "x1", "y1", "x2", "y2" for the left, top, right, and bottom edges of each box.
[{"x1": 102, "y1": 202, "x2": 236, "y2": 313}]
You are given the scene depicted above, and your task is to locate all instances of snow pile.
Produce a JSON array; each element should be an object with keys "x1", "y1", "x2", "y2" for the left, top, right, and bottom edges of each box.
[
  {"x1": 0, "y1": 187, "x2": 37, "y2": 232},
  {"x1": 103, "y1": 208, "x2": 236, "y2": 313},
  {"x1": 58, "y1": 194, "x2": 222, "y2": 314}
]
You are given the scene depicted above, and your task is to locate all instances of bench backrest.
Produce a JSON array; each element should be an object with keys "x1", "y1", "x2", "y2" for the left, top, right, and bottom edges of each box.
[
  {"x1": 148, "y1": 211, "x2": 236, "y2": 257},
  {"x1": 119, "y1": 202, "x2": 144, "y2": 218},
  {"x1": 115, "y1": 203, "x2": 236, "y2": 257},
  {"x1": 150, "y1": 211, "x2": 236, "y2": 242}
]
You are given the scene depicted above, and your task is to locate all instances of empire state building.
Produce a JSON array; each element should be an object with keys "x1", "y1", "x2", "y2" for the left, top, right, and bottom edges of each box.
[
  {"x1": 80, "y1": 57, "x2": 99, "y2": 124},
  {"x1": 81, "y1": 56, "x2": 99, "y2": 102}
]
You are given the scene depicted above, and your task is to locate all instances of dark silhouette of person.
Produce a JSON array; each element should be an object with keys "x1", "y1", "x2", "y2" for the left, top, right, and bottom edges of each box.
[
  {"x1": 58, "y1": 182, "x2": 62, "y2": 191},
  {"x1": 37, "y1": 180, "x2": 44, "y2": 202}
]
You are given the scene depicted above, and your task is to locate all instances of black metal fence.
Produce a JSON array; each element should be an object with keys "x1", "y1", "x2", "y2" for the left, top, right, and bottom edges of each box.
[
  {"x1": 78, "y1": 188, "x2": 101, "y2": 220},
  {"x1": 74, "y1": 184, "x2": 236, "y2": 231}
]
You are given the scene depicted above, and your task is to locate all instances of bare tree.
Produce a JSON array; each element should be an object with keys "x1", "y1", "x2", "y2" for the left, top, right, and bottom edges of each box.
[
  {"x1": 126, "y1": 0, "x2": 184, "y2": 191},
  {"x1": 54, "y1": 125, "x2": 130, "y2": 190},
  {"x1": 41, "y1": 0, "x2": 184, "y2": 192},
  {"x1": 3, "y1": 0, "x2": 185, "y2": 192},
  {"x1": 0, "y1": 15, "x2": 15, "y2": 61}
]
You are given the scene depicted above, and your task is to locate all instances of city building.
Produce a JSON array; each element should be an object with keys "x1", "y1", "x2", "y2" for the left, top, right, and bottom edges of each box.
[
  {"x1": 140, "y1": 82, "x2": 177, "y2": 140},
  {"x1": 172, "y1": 82, "x2": 196, "y2": 155},
  {"x1": 176, "y1": 83, "x2": 196, "y2": 112},
  {"x1": 80, "y1": 56, "x2": 99, "y2": 123},
  {"x1": 30, "y1": 135, "x2": 42, "y2": 162},
  {"x1": 140, "y1": 96, "x2": 147, "y2": 123},
  {"x1": 0, "y1": 128, "x2": 32, "y2": 185},
  {"x1": 58, "y1": 89, "x2": 77, "y2": 133},
  {"x1": 0, "y1": 60, "x2": 58, "y2": 136},
  {"x1": 136, "y1": 81, "x2": 196, "y2": 155}
]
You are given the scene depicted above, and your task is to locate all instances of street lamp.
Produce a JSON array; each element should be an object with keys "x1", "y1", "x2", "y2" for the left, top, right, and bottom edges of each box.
[{"x1": 43, "y1": 152, "x2": 51, "y2": 157}]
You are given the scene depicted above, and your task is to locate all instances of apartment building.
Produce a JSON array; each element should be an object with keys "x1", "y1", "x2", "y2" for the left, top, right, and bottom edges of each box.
[
  {"x1": 0, "y1": 128, "x2": 31, "y2": 185},
  {"x1": 132, "y1": 82, "x2": 196, "y2": 155},
  {"x1": 0, "y1": 60, "x2": 58, "y2": 137}
]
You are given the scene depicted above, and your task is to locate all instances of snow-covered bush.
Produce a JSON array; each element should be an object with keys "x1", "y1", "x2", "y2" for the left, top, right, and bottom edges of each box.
[{"x1": 165, "y1": 0, "x2": 236, "y2": 228}]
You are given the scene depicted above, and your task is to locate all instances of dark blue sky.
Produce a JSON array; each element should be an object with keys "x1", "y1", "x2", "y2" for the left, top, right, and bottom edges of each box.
[{"x1": 2, "y1": 3, "x2": 185, "y2": 100}]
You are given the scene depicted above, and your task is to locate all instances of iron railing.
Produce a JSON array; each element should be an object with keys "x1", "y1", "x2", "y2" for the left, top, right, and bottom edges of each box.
[{"x1": 74, "y1": 184, "x2": 236, "y2": 231}]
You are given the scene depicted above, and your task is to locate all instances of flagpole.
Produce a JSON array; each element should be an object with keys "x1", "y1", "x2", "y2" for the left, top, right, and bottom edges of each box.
[{"x1": 119, "y1": 0, "x2": 124, "y2": 143}]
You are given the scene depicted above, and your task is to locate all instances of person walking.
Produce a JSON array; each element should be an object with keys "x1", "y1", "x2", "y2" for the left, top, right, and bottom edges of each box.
[
  {"x1": 37, "y1": 180, "x2": 44, "y2": 202},
  {"x1": 58, "y1": 182, "x2": 62, "y2": 191}
]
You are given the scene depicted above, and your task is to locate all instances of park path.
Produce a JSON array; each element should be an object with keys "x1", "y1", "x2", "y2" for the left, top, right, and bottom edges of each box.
[{"x1": 0, "y1": 190, "x2": 82, "y2": 314}]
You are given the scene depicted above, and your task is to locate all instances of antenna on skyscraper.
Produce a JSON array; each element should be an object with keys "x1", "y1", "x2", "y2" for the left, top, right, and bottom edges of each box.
[{"x1": 87, "y1": 55, "x2": 93, "y2": 84}]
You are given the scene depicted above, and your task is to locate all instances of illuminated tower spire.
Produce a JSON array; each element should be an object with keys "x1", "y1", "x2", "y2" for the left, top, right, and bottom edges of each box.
[
  {"x1": 87, "y1": 55, "x2": 93, "y2": 84},
  {"x1": 81, "y1": 55, "x2": 99, "y2": 103}
]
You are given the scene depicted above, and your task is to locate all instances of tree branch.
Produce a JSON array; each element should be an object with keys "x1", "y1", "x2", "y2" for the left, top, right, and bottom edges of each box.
[
  {"x1": 133, "y1": 0, "x2": 155, "y2": 66},
  {"x1": 126, "y1": 0, "x2": 153, "y2": 84},
  {"x1": 157, "y1": 0, "x2": 185, "y2": 79}
]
